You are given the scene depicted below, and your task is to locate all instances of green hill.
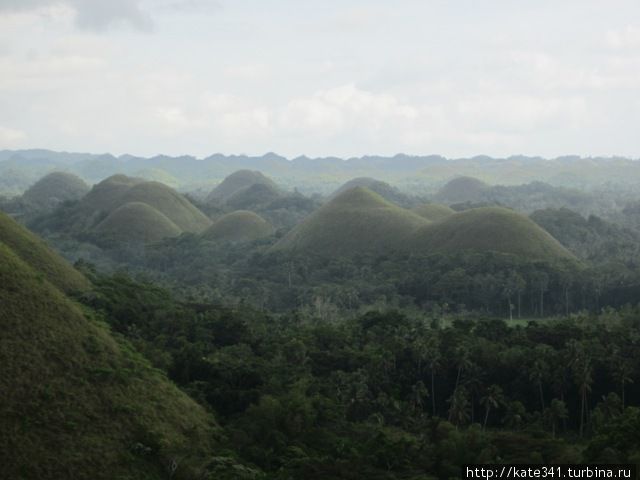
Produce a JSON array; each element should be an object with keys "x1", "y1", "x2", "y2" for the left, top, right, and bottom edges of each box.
[
  {"x1": 412, "y1": 203, "x2": 455, "y2": 221},
  {"x1": 207, "y1": 170, "x2": 278, "y2": 203},
  {"x1": 330, "y1": 177, "x2": 409, "y2": 206},
  {"x1": 436, "y1": 176, "x2": 489, "y2": 203},
  {"x1": 409, "y1": 207, "x2": 575, "y2": 261},
  {"x1": 226, "y1": 182, "x2": 282, "y2": 210},
  {"x1": 94, "y1": 202, "x2": 183, "y2": 244},
  {"x1": 202, "y1": 210, "x2": 274, "y2": 242},
  {"x1": 272, "y1": 187, "x2": 429, "y2": 257},
  {"x1": 82, "y1": 174, "x2": 144, "y2": 212},
  {"x1": 0, "y1": 221, "x2": 217, "y2": 479},
  {"x1": 119, "y1": 181, "x2": 211, "y2": 233},
  {"x1": 0, "y1": 210, "x2": 89, "y2": 292},
  {"x1": 22, "y1": 171, "x2": 89, "y2": 208}
]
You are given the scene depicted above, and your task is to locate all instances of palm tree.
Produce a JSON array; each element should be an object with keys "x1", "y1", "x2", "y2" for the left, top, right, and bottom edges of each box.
[
  {"x1": 410, "y1": 380, "x2": 429, "y2": 416},
  {"x1": 425, "y1": 337, "x2": 442, "y2": 417},
  {"x1": 612, "y1": 357, "x2": 634, "y2": 408},
  {"x1": 448, "y1": 386, "x2": 470, "y2": 429},
  {"x1": 545, "y1": 399, "x2": 568, "y2": 438},
  {"x1": 480, "y1": 384, "x2": 504, "y2": 430},
  {"x1": 573, "y1": 357, "x2": 593, "y2": 437}
]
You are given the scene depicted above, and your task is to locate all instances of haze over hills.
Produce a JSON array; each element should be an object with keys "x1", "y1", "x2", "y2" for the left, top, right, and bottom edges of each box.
[
  {"x1": 272, "y1": 186, "x2": 429, "y2": 257},
  {"x1": 22, "y1": 171, "x2": 89, "y2": 209},
  {"x1": 329, "y1": 177, "x2": 412, "y2": 206},
  {"x1": 435, "y1": 176, "x2": 490, "y2": 204},
  {"x1": 206, "y1": 169, "x2": 280, "y2": 203},
  {"x1": 0, "y1": 215, "x2": 217, "y2": 479}
]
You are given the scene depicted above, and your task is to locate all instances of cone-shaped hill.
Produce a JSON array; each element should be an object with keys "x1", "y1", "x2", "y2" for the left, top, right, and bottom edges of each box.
[
  {"x1": 0, "y1": 210, "x2": 89, "y2": 293},
  {"x1": 436, "y1": 176, "x2": 489, "y2": 203},
  {"x1": 202, "y1": 210, "x2": 274, "y2": 242},
  {"x1": 226, "y1": 182, "x2": 282, "y2": 209},
  {"x1": 0, "y1": 217, "x2": 217, "y2": 479},
  {"x1": 81, "y1": 174, "x2": 144, "y2": 213},
  {"x1": 119, "y1": 181, "x2": 211, "y2": 233},
  {"x1": 412, "y1": 203, "x2": 455, "y2": 222},
  {"x1": 94, "y1": 202, "x2": 183, "y2": 244},
  {"x1": 330, "y1": 177, "x2": 408, "y2": 205},
  {"x1": 207, "y1": 170, "x2": 279, "y2": 203},
  {"x1": 22, "y1": 171, "x2": 89, "y2": 208},
  {"x1": 408, "y1": 207, "x2": 575, "y2": 261},
  {"x1": 271, "y1": 187, "x2": 429, "y2": 257}
]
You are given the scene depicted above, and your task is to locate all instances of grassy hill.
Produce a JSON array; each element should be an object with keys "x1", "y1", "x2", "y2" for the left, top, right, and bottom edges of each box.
[
  {"x1": 81, "y1": 174, "x2": 144, "y2": 213},
  {"x1": 0, "y1": 210, "x2": 89, "y2": 292},
  {"x1": 22, "y1": 171, "x2": 89, "y2": 208},
  {"x1": 272, "y1": 186, "x2": 428, "y2": 257},
  {"x1": 412, "y1": 203, "x2": 455, "y2": 221},
  {"x1": 330, "y1": 177, "x2": 409, "y2": 206},
  {"x1": 207, "y1": 170, "x2": 278, "y2": 203},
  {"x1": 0, "y1": 218, "x2": 218, "y2": 479},
  {"x1": 436, "y1": 176, "x2": 489, "y2": 203},
  {"x1": 119, "y1": 181, "x2": 211, "y2": 233},
  {"x1": 409, "y1": 206, "x2": 575, "y2": 261},
  {"x1": 226, "y1": 182, "x2": 282, "y2": 210},
  {"x1": 94, "y1": 202, "x2": 183, "y2": 244},
  {"x1": 202, "y1": 210, "x2": 274, "y2": 242}
]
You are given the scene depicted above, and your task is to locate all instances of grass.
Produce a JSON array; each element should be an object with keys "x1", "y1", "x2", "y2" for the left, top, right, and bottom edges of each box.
[
  {"x1": 272, "y1": 186, "x2": 429, "y2": 257},
  {"x1": 207, "y1": 169, "x2": 278, "y2": 202},
  {"x1": 0, "y1": 232, "x2": 218, "y2": 479},
  {"x1": 22, "y1": 171, "x2": 89, "y2": 207},
  {"x1": 94, "y1": 201, "x2": 183, "y2": 243},
  {"x1": 412, "y1": 203, "x2": 455, "y2": 221},
  {"x1": 202, "y1": 210, "x2": 274, "y2": 242},
  {"x1": 0, "y1": 210, "x2": 89, "y2": 293},
  {"x1": 226, "y1": 182, "x2": 282, "y2": 209},
  {"x1": 409, "y1": 206, "x2": 576, "y2": 262}
]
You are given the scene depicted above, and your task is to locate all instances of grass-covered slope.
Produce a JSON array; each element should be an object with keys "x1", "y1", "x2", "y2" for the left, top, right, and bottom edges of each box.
[
  {"x1": 0, "y1": 241, "x2": 217, "y2": 479},
  {"x1": 0, "y1": 210, "x2": 89, "y2": 292},
  {"x1": 412, "y1": 203, "x2": 455, "y2": 221},
  {"x1": 409, "y1": 207, "x2": 575, "y2": 261},
  {"x1": 95, "y1": 202, "x2": 183, "y2": 243},
  {"x1": 330, "y1": 177, "x2": 409, "y2": 206},
  {"x1": 226, "y1": 182, "x2": 282, "y2": 210},
  {"x1": 207, "y1": 170, "x2": 278, "y2": 203},
  {"x1": 22, "y1": 171, "x2": 89, "y2": 208},
  {"x1": 436, "y1": 176, "x2": 489, "y2": 203},
  {"x1": 81, "y1": 174, "x2": 143, "y2": 213},
  {"x1": 202, "y1": 210, "x2": 274, "y2": 242},
  {"x1": 272, "y1": 186, "x2": 429, "y2": 257},
  {"x1": 119, "y1": 181, "x2": 211, "y2": 233}
]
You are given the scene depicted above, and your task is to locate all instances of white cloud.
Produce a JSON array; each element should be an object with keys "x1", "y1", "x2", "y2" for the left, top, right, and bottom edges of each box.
[
  {"x1": 0, "y1": 126, "x2": 27, "y2": 147},
  {"x1": 606, "y1": 26, "x2": 640, "y2": 49}
]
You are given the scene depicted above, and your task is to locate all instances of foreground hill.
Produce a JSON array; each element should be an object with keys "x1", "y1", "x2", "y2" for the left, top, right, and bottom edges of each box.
[
  {"x1": 272, "y1": 187, "x2": 428, "y2": 257},
  {"x1": 0, "y1": 210, "x2": 89, "y2": 292},
  {"x1": 0, "y1": 216, "x2": 217, "y2": 479},
  {"x1": 436, "y1": 176, "x2": 489, "y2": 203},
  {"x1": 412, "y1": 203, "x2": 455, "y2": 221},
  {"x1": 22, "y1": 171, "x2": 89, "y2": 209},
  {"x1": 409, "y1": 207, "x2": 575, "y2": 261},
  {"x1": 207, "y1": 169, "x2": 279, "y2": 203},
  {"x1": 202, "y1": 210, "x2": 274, "y2": 242},
  {"x1": 94, "y1": 202, "x2": 183, "y2": 244}
]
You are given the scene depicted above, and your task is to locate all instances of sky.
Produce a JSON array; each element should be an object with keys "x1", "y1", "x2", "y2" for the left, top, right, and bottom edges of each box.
[{"x1": 0, "y1": 0, "x2": 639, "y2": 159}]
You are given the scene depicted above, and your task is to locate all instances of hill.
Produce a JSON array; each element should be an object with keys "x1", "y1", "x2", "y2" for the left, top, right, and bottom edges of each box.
[
  {"x1": 0, "y1": 220, "x2": 217, "y2": 479},
  {"x1": 22, "y1": 171, "x2": 89, "y2": 208},
  {"x1": 409, "y1": 207, "x2": 575, "y2": 261},
  {"x1": 412, "y1": 203, "x2": 455, "y2": 221},
  {"x1": 436, "y1": 176, "x2": 489, "y2": 203},
  {"x1": 226, "y1": 182, "x2": 282, "y2": 210},
  {"x1": 330, "y1": 177, "x2": 410, "y2": 206},
  {"x1": 119, "y1": 181, "x2": 211, "y2": 233},
  {"x1": 81, "y1": 174, "x2": 143, "y2": 212},
  {"x1": 272, "y1": 187, "x2": 429, "y2": 257},
  {"x1": 207, "y1": 170, "x2": 279, "y2": 203},
  {"x1": 94, "y1": 202, "x2": 183, "y2": 244},
  {"x1": 0, "y1": 210, "x2": 89, "y2": 292},
  {"x1": 202, "y1": 210, "x2": 274, "y2": 242}
]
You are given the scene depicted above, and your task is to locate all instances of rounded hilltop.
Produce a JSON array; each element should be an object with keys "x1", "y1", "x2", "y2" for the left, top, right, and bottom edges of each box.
[
  {"x1": 22, "y1": 171, "x2": 89, "y2": 208},
  {"x1": 202, "y1": 210, "x2": 274, "y2": 242},
  {"x1": 226, "y1": 182, "x2": 282, "y2": 209},
  {"x1": 330, "y1": 177, "x2": 408, "y2": 205},
  {"x1": 436, "y1": 176, "x2": 489, "y2": 203},
  {"x1": 207, "y1": 169, "x2": 279, "y2": 203},
  {"x1": 271, "y1": 186, "x2": 428, "y2": 257},
  {"x1": 408, "y1": 206, "x2": 575, "y2": 262},
  {"x1": 94, "y1": 202, "x2": 183, "y2": 243},
  {"x1": 412, "y1": 203, "x2": 455, "y2": 222}
]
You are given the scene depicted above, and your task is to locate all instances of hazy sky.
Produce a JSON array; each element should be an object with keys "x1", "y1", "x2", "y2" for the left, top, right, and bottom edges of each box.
[{"x1": 0, "y1": 0, "x2": 639, "y2": 158}]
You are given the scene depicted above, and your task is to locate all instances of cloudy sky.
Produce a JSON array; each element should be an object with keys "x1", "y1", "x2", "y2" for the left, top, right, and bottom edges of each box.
[{"x1": 0, "y1": 0, "x2": 639, "y2": 158}]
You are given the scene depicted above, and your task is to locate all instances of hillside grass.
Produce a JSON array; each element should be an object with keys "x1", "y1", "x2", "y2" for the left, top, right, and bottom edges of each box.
[
  {"x1": 272, "y1": 186, "x2": 429, "y2": 257},
  {"x1": 95, "y1": 201, "x2": 183, "y2": 243},
  {"x1": 409, "y1": 206, "x2": 576, "y2": 262},
  {"x1": 202, "y1": 210, "x2": 274, "y2": 242},
  {"x1": 207, "y1": 169, "x2": 279, "y2": 203},
  {"x1": 22, "y1": 171, "x2": 89, "y2": 207},
  {"x1": 412, "y1": 203, "x2": 455, "y2": 221},
  {"x1": 0, "y1": 241, "x2": 218, "y2": 479}
]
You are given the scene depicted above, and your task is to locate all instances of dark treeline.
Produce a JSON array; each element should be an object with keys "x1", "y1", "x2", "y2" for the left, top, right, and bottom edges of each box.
[{"x1": 80, "y1": 270, "x2": 640, "y2": 479}]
